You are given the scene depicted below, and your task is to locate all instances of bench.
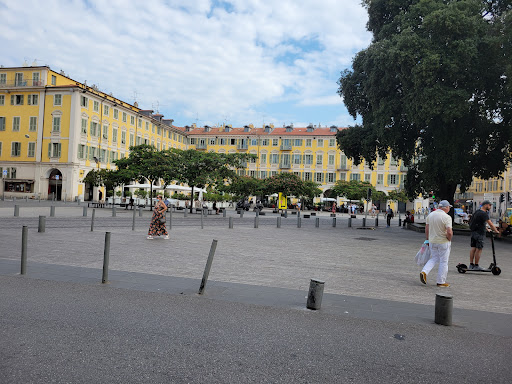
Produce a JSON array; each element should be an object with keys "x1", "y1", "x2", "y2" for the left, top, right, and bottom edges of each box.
[{"x1": 87, "y1": 202, "x2": 105, "y2": 208}]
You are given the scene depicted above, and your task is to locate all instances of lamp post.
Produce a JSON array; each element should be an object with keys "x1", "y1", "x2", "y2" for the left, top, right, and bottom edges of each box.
[{"x1": 93, "y1": 156, "x2": 100, "y2": 201}]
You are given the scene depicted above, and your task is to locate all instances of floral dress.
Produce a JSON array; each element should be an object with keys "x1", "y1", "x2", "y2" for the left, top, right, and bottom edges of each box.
[{"x1": 148, "y1": 203, "x2": 168, "y2": 236}]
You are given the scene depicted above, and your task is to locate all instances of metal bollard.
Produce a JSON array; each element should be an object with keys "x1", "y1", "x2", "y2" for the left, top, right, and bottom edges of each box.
[
  {"x1": 375, "y1": 216, "x2": 378, "y2": 227},
  {"x1": 240, "y1": 210, "x2": 244, "y2": 218},
  {"x1": 223, "y1": 209, "x2": 226, "y2": 218},
  {"x1": 198, "y1": 239, "x2": 218, "y2": 294},
  {"x1": 435, "y1": 293, "x2": 453, "y2": 326},
  {"x1": 91, "y1": 208, "x2": 96, "y2": 231},
  {"x1": 112, "y1": 205, "x2": 116, "y2": 217},
  {"x1": 201, "y1": 210, "x2": 204, "y2": 229},
  {"x1": 77, "y1": 198, "x2": 81, "y2": 206},
  {"x1": 315, "y1": 217, "x2": 320, "y2": 228},
  {"x1": 184, "y1": 208, "x2": 188, "y2": 217},
  {"x1": 297, "y1": 217, "x2": 301, "y2": 228},
  {"x1": 348, "y1": 217, "x2": 352, "y2": 227},
  {"x1": 38, "y1": 216, "x2": 46, "y2": 233},
  {"x1": 14, "y1": 205, "x2": 19, "y2": 217},
  {"x1": 102, "y1": 232, "x2": 111, "y2": 284},
  {"x1": 139, "y1": 207, "x2": 143, "y2": 217},
  {"x1": 277, "y1": 216, "x2": 281, "y2": 228},
  {"x1": 284, "y1": 210, "x2": 288, "y2": 218},
  {"x1": 83, "y1": 206, "x2": 87, "y2": 217},
  {"x1": 168, "y1": 209, "x2": 172, "y2": 231},
  {"x1": 229, "y1": 217, "x2": 233, "y2": 229},
  {"x1": 306, "y1": 278, "x2": 325, "y2": 310},
  {"x1": 50, "y1": 206, "x2": 55, "y2": 217},
  {"x1": 254, "y1": 217, "x2": 259, "y2": 228},
  {"x1": 332, "y1": 218, "x2": 336, "y2": 227},
  {"x1": 21, "y1": 226, "x2": 28, "y2": 275},
  {"x1": 398, "y1": 212, "x2": 401, "y2": 226},
  {"x1": 132, "y1": 209, "x2": 136, "y2": 231},
  {"x1": 362, "y1": 217, "x2": 366, "y2": 227}
]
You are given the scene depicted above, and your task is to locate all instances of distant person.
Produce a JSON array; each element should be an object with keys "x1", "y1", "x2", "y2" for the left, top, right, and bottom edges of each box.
[
  {"x1": 468, "y1": 200, "x2": 498, "y2": 270},
  {"x1": 420, "y1": 200, "x2": 453, "y2": 287},
  {"x1": 331, "y1": 202, "x2": 336, "y2": 214},
  {"x1": 147, "y1": 195, "x2": 168, "y2": 240},
  {"x1": 213, "y1": 201, "x2": 219, "y2": 214},
  {"x1": 386, "y1": 205, "x2": 394, "y2": 227}
]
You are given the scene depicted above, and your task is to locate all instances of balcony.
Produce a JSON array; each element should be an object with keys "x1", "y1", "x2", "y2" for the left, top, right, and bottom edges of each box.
[
  {"x1": 237, "y1": 143, "x2": 248, "y2": 150},
  {"x1": 196, "y1": 143, "x2": 207, "y2": 150},
  {"x1": 0, "y1": 79, "x2": 45, "y2": 88},
  {"x1": 279, "y1": 162, "x2": 291, "y2": 169},
  {"x1": 280, "y1": 144, "x2": 292, "y2": 150},
  {"x1": 337, "y1": 163, "x2": 348, "y2": 171}
]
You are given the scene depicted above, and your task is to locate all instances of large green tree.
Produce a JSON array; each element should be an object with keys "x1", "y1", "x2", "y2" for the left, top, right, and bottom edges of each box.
[
  {"x1": 330, "y1": 180, "x2": 374, "y2": 201},
  {"x1": 264, "y1": 172, "x2": 305, "y2": 197},
  {"x1": 337, "y1": 0, "x2": 512, "y2": 207}
]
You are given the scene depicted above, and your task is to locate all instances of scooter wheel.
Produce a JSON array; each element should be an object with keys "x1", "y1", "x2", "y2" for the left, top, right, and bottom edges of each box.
[
  {"x1": 491, "y1": 266, "x2": 501, "y2": 276},
  {"x1": 457, "y1": 264, "x2": 467, "y2": 273}
]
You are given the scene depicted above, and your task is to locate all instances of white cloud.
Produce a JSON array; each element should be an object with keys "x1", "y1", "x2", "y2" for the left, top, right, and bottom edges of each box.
[{"x1": 1, "y1": 0, "x2": 371, "y2": 126}]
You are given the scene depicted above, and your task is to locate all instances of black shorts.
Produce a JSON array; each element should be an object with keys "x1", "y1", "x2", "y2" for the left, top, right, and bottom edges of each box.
[{"x1": 470, "y1": 232, "x2": 485, "y2": 249}]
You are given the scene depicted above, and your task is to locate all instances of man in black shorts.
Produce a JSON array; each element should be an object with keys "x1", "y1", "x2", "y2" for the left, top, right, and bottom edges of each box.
[{"x1": 469, "y1": 200, "x2": 498, "y2": 270}]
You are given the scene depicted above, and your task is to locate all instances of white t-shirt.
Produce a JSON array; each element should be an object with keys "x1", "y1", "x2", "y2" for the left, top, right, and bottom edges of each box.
[{"x1": 426, "y1": 209, "x2": 452, "y2": 244}]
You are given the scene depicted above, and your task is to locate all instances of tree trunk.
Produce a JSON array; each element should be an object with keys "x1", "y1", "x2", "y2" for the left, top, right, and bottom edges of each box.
[
  {"x1": 437, "y1": 183, "x2": 457, "y2": 223},
  {"x1": 150, "y1": 184, "x2": 153, "y2": 211},
  {"x1": 190, "y1": 186, "x2": 195, "y2": 213}
]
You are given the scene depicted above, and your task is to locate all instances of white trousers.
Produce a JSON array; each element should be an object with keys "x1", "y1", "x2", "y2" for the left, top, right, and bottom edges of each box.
[{"x1": 422, "y1": 243, "x2": 451, "y2": 284}]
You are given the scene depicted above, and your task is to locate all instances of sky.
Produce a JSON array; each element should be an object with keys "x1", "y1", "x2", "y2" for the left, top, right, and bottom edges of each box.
[{"x1": 0, "y1": 0, "x2": 371, "y2": 128}]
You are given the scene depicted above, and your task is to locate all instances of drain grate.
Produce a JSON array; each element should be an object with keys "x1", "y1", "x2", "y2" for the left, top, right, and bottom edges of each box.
[{"x1": 353, "y1": 237, "x2": 378, "y2": 241}]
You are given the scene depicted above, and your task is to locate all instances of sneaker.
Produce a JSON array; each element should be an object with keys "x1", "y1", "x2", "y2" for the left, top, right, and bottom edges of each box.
[
  {"x1": 147, "y1": 235, "x2": 153, "y2": 240},
  {"x1": 469, "y1": 264, "x2": 475, "y2": 270},
  {"x1": 164, "y1": 235, "x2": 169, "y2": 239},
  {"x1": 473, "y1": 265, "x2": 484, "y2": 271},
  {"x1": 420, "y1": 272, "x2": 427, "y2": 285},
  {"x1": 437, "y1": 283, "x2": 450, "y2": 287}
]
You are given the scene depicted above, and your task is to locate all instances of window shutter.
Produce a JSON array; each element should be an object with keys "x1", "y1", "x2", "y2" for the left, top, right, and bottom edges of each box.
[
  {"x1": 333, "y1": 173, "x2": 336, "y2": 182},
  {"x1": 57, "y1": 143, "x2": 61, "y2": 158},
  {"x1": 387, "y1": 174, "x2": 390, "y2": 185},
  {"x1": 11, "y1": 95, "x2": 14, "y2": 105},
  {"x1": 48, "y1": 143, "x2": 52, "y2": 158},
  {"x1": 20, "y1": 95, "x2": 24, "y2": 105},
  {"x1": 27, "y1": 96, "x2": 32, "y2": 105}
]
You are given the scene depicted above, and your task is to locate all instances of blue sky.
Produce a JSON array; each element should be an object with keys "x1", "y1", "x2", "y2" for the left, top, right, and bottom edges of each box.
[{"x1": 0, "y1": 0, "x2": 371, "y2": 128}]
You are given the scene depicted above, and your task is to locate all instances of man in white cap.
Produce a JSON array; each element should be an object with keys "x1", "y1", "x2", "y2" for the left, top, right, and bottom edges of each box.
[
  {"x1": 468, "y1": 200, "x2": 499, "y2": 270},
  {"x1": 420, "y1": 200, "x2": 453, "y2": 287}
]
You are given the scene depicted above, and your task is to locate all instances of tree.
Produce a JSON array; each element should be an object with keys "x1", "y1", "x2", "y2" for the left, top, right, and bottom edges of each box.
[
  {"x1": 330, "y1": 180, "x2": 373, "y2": 202},
  {"x1": 98, "y1": 169, "x2": 131, "y2": 200},
  {"x1": 337, "y1": 0, "x2": 512, "y2": 209},
  {"x1": 221, "y1": 176, "x2": 266, "y2": 200},
  {"x1": 387, "y1": 188, "x2": 409, "y2": 204},
  {"x1": 82, "y1": 170, "x2": 101, "y2": 187},
  {"x1": 264, "y1": 172, "x2": 305, "y2": 197},
  {"x1": 171, "y1": 149, "x2": 253, "y2": 213}
]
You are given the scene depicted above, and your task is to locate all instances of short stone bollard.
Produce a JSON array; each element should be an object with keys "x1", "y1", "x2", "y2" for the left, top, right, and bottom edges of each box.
[
  {"x1": 375, "y1": 216, "x2": 378, "y2": 227},
  {"x1": 184, "y1": 208, "x2": 188, "y2": 217},
  {"x1": 306, "y1": 279, "x2": 325, "y2": 310},
  {"x1": 362, "y1": 218, "x2": 366, "y2": 227},
  {"x1": 297, "y1": 217, "x2": 301, "y2": 228},
  {"x1": 14, "y1": 205, "x2": 19, "y2": 217},
  {"x1": 348, "y1": 217, "x2": 352, "y2": 227},
  {"x1": 38, "y1": 216, "x2": 46, "y2": 233},
  {"x1": 315, "y1": 217, "x2": 320, "y2": 228},
  {"x1": 223, "y1": 209, "x2": 226, "y2": 218},
  {"x1": 50, "y1": 206, "x2": 55, "y2": 217},
  {"x1": 21, "y1": 226, "x2": 28, "y2": 275},
  {"x1": 435, "y1": 293, "x2": 453, "y2": 326},
  {"x1": 139, "y1": 207, "x2": 143, "y2": 217},
  {"x1": 102, "y1": 232, "x2": 111, "y2": 284},
  {"x1": 277, "y1": 216, "x2": 281, "y2": 228},
  {"x1": 229, "y1": 217, "x2": 233, "y2": 229},
  {"x1": 112, "y1": 206, "x2": 116, "y2": 217},
  {"x1": 240, "y1": 210, "x2": 244, "y2": 218},
  {"x1": 83, "y1": 206, "x2": 88, "y2": 217},
  {"x1": 91, "y1": 209, "x2": 96, "y2": 232},
  {"x1": 332, "y1": 218, "x2": 336, "y2": 227},
  {"x1": 254, "y1": 217, "x2": 259, "y2": 228}
]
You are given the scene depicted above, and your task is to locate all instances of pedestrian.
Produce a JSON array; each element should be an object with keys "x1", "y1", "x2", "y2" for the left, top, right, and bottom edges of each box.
[
  {"x1": 147, "y1": 195, "x2": 169, "y2": 240},
  {"x1": 420, "y1": 200, "x2": 453, "y2": 287},
  {"x1": 468, "y1": 200, "x2": 498, "y2": 270},
  {"x1": 331, "y1": 202, "x2": 336, "y2": 213},
  {"x1": 213, "y1": 201, "x2": 219, "y2": 214},
  {"x1": 386, "y1": 205, "x2": 394, "y2": 227}
]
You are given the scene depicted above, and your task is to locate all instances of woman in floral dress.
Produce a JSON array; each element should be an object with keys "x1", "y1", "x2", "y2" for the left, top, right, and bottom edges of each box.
[{"x1": 147, "y1": 195, "x2": 169, "y2": 239}]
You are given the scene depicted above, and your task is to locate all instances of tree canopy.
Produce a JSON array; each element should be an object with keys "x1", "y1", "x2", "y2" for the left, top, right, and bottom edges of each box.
[
  {"x1": 330, "y1": 180, "x2": 374, "y2": 201},
  {"x1": 337, "y1": 0, "x2": 512, "y2": 205}
]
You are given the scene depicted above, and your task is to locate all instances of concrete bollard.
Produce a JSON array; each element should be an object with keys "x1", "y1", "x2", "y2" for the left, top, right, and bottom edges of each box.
[
  {"x1": 284, "y1": 210, "x2": 288, "y2": 218},
  {"x1": 362, "y1": 217, "x2": 366, "y2": 227},
  {"x1": 83, "y1": 206, "x2": 88, "y2": 217},
  {"x1": 240, "y1": 210, "x2": 244, "y2": 218},
  {"x1": 297, "y1": 217, "x2": 301, "y2": 228},
  {"x1": 254, "y1": 217, "x2": 259, "y2": 228},
  {"x1": 168, "y1": 209, "x2": 172, "y2": 231},
  {"x1": 435, "y1": 293, "x2": 453, "y2": 326},
  {"x1": 315, "y1": 217, "x2": 320, "y2": 228},
  {"x1": 277, "y1": 217, "x2": 281, "y2": 228},
  {"x1": 90, "y1": 208, "x2": 96, "y2": 232},
  {"x1": 256, "y1": 210, "x2": 259, "y2": 217},
  {"x1": 348, "y1": 217, "x2": 352, "y2": 227},
  {"x1": 198, "y1": 239, "x2": 218, "y2": 295},
  {"x1": 398, "y1": 212, "x2": 401, "y2": 226},
  {"x1": 229, "y1": 217, "x2": 233, "y2": 229},
  {"x1": 201, "y1": 210, "x2": 204, "y2": 229},
  {"x1": 77, "y1": 198, "x2": 81, "y2": 206},
  {"x1": 184, "y1": 208, "x2": 188, "y2": 217},
  {"x1": 14, "y1": 205, "x2": 19, "y2": 217},
  {"x1": 21, "y1": 226, "x2": 28, "y2": 275},
  {"x1": 332, "y1": 218, "x2": 336, "y2": 227},
  {"x1": 139, "y1": 207, "x2": 143, "y2": 217},
  {"x1": 102, "y1": 232, "x2": 111, "y2": 284},
  {"x1": 375, "y1": 216, "x2": 378, "y2": 227},
  {"x1": 50, "y1": 206, "x2": 55, "y2": 217},
  {"x1": 306, "y1": 278, "x2": 325, "y2": 310},
  {"x1": 223, "y1": 209, "x2": 226, "y2": 218},
  {"x1": 38, "y1": 216, "x2": 46, "y2": 233},
  {"x1": 112, "y1": 206, "x2": 116, "y2": 217},
  {"x1": 132, "y1": 209, "x2": 136, "y2": 231}
]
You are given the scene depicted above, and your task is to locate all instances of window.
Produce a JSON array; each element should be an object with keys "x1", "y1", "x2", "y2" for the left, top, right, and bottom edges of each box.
[
  {"x1": 209, "y1": 138, "x2": 216, "y2": 145},
  {"x1": 130, "y1": 116, "x2": 135, "y2": 125},
  {"x1": 377, "y1": 174, "x2": 383, "y2": 185},
  {"x1": 81, "y1": 118, "x2": 87, "y2": 134},
  {"x1": 261, "y1": 139, "x2": 269, "y2": 146},
  {"x1": 52, "y1": 116, "x2": 61, "y2": 132},
  {"x1": 293, "y1": 154, "x2": 301, "y2": 164},
  {"x1": 103, "y1": 105, "x2": 109, "y2": 116},
  {"x1": 339, "y1": 172, "x2": 346, "y2": 181},
  {"x1": 317, "y1": 139, "x2": 324, "y2": 147},
  {"x1": 190, "y1": 138, "x2": 196, "y2": 145},
  {"x1": 51, "y1": 75, "x2": 56, "y2": 85},
  {"x1": 0, "y1": 116, "x2": 5, "y2": 131},
  {"x1": 315, "y1": 172, "x2": 324, "y2": 182},
  {"x1": 0, "y1": 95, "x2": 4, "y2": 105},
  {"x1": 113, "y1": 109, "x2": 118, "y2": 119},
  {"x1": 27, "y1": 94, "x2": 38, "y2": 105},
  {"x1": 15, "y1": 73, "x2": 24, "y2": 86},
  {"x1": 260, "y1": 171, "x2": 267, "y2": 179},
  {"x1": 388, "y1": 174, "x2": 397, "y2": 185},
  {"x1": 272, "y1": 139, "x2": 279, "y2": 146},
  {"x1": 304, "y1": 154, "x2": 313, "y2": 165},
  {"x1": 11, "y1": 95, "x2": 24, "y2": 105},
  {"x1": 88, "y1": 146, "x2": 96, "y2": 160},
  {"x1": 304, "y1": 172, "x2": 311, "y2": 181},
  {"x1": 270, "y1": 153, "x2": 279, "y2": 164},
  {"x1": 54, "y1": 94, "x2": 62, "y2": 106},
  {"x1": 316, "y1": 154, "x2": 323, "y2": 165},
  {"x1": 220, "y1": 138, "x2": 226, "y2": 145},
  {"x1": 12, "y1": 117, "x2": 20, "y2": 132},
  {"x1": 93, "y1": 101, "x2": 99, "y2": 112},
  {"x1": 0, "y1": 73, "x2": 6, "y2": 84},
  {"x1": 90, "y1": 121, "x2": 98, "y2": 136},
  {"x1": 138, "y1": 119, "x2": 142, "y2": 128},
  {"x1": 11, "y1": 142, "x2": 21, "y2": 156},
  {"x1": 80, "y1": 95, "x2": 88, "y2": 108},
  {"x1": 100, "y1": 149, "x2": 106, "y2": 162},
  {"x1": 130, "y1": 133, "x2": 134, "y2": 146},
  {"x1": 271, "y1": 171, "x2": 277, "y2": 176},
  {"x1": 390, "y1": 156, "x2": 397, "y2": 166},
  {"x1": 329, "y1": 139, "x2": 335, "y2": 147},
  {"x1": 157, "y1": 127, "x2": 161, "y2": 135},
  {"x1": 294, "y1": 139, "x2": 302, "y2": 147},
  {"x1": 350, "y1": 173, "x2": 361, "y2": 181},
  {"x1": 378, "y1": 156, "x2": 385, "y2": 166},
  {"x1": 328, "y1": 154, "x2": 335, "y2": 166},
  {"x1": 365, "y1": 173, "x2": 371, "y2": 182},
  {"x1": 29, "y1": 117, "x2": 37, "y2": 131},
  {"x1": 305, "y1": 138, "x2": 312, "y2": 147},
  {"x1": 0, "y1": 142, "x2": 2, "y2": 156},
  {"x1": 112, "y1": 128, "x2": 118, "y2": 143},
  {"x1": 327, "y1": 173, "x2": 335, "y2": 183},
  {"x1": 251, "y1": 138, "x2": 258, "y2": 146},
  {"x1": 78, "y1": 144, "x2": 85, "y2": 159},
  {"x1": 102, "y1": 124, "x2": 108, "y2": 139},
  {"x1": 146, "y1": 122, "x2": 150, "y2": 131},
  {"x1": 121, "y1": 131, "x2": 126, "y2": 144},
  {"x1": 260, "y1": 153, "x2": 267, "y2": 164},
  {"x1": 28, "y1": 142, "x2": 36, "y2": 157},
  {"x1": 230, "y1": 138, "x2": 236, "y2": 145},
  {"x1": 32, "y1": 72, "x2": 40, "y2": 85},
  {"x1": 136, "y1": 136, "x2": 141, "y2": 145}
]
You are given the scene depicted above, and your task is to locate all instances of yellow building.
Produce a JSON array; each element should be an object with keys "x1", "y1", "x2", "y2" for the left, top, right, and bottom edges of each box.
[{"x1": 0, "y1": 65, "x2": 186, "y2": 201}]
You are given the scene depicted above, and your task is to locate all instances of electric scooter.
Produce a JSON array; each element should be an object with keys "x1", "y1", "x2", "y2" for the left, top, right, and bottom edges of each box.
[{"x1": 456, "y1": 233, "x2": 502, "y2": 275}]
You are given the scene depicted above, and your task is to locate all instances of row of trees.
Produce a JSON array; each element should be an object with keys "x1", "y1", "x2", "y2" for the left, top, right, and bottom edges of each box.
[{"x1": 328, "y1": 180, "x2": 408, "y2": 204}]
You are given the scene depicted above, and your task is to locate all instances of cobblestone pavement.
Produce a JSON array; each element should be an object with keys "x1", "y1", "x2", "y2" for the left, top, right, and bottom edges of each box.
[{"x1": 1, "y1": 202, "x2": 511, "y2": 316}]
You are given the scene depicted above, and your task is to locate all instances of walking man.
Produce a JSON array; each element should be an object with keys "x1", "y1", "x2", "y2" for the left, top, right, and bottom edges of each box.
[
  {"x1": 386, "y1": 205, "x2": 394, "y2": 227},
  {"x1": 469, "y1": 200, "x2": 498, "y2": 270},
  {"x1": 420, "y1": 200, "x2": 453, "y2": 287}
]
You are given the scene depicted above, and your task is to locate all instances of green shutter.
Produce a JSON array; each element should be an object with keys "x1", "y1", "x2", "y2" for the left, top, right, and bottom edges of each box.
[
  {"x1": 57, "y1": 143, "x2": 61, "y2": 158},
  {"x1": 48, "y1": 143, "x2": 52, "y2": 158}
]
